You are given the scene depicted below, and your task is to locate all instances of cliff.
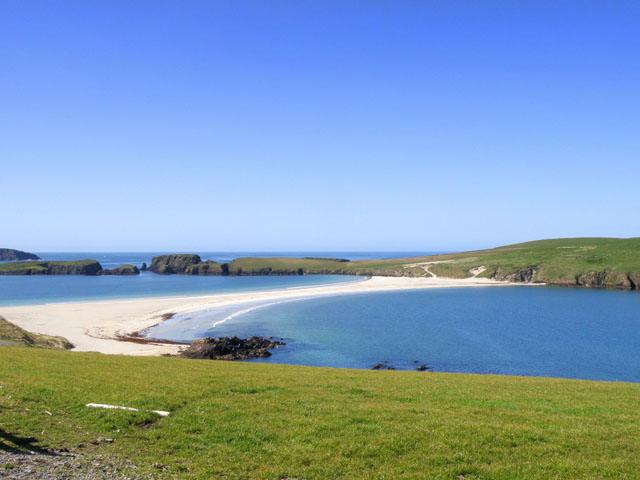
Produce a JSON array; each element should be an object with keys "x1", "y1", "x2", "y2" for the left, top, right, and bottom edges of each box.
[
  {"x1": 101, "y1": 264, "x2": 140, "y2": 275},
  {"x1": 0, "y1": 260, "x2": 103, "y2": 275},
  {"x1": 150, "y1": 254, "x2": 223, "y2": 275}
]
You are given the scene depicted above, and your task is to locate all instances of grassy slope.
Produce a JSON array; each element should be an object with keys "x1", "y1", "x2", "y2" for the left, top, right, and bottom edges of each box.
[
  {"x1": 229, "y1": 238, "x2": 640, "y2": 288},
  {"x1": 2, "y1": 348, "x2": 640, "y2": 479},
  {"x1": 426, "y1": 237, "x2": 640, "y2": 283},
  {"x1": 0, "y1": 316, "x2": 73, "y2": 349}
]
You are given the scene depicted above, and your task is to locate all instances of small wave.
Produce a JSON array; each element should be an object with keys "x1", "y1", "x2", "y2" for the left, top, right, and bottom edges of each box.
[{"x1": 211, "y1": 297, "x2": 310, "y2": 329}]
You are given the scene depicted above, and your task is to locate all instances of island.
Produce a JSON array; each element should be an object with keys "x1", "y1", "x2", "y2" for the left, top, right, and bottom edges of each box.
[
  {"x1": 0, "y1": 248, "x2": 40, "y2": 261},
  {"x1": 149, "y1": 237, "x2": 640, "y2": 290},
  {"x1": 0, "y1": 259, "x2": 140, "y2": 276},
  {"x1": 2, "y1": 238, "x2": 639, "y2": 290}
]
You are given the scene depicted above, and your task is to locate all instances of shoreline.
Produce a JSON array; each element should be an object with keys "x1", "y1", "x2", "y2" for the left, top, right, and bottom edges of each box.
[{"x1": 0, "y1": 275, "x2": 515, "y2": 356}]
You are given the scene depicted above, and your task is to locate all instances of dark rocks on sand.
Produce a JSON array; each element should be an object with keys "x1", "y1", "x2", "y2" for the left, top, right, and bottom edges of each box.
[{"x1": 181, "y1": 336, "x2": 285, "y2": 360}]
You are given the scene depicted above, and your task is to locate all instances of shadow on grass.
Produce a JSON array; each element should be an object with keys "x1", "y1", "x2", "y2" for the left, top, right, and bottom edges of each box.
[{"x1": 0, "y1": 428, "x2": 54, "y2": 455}]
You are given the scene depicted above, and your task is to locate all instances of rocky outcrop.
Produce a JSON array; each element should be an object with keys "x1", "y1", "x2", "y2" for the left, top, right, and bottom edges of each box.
[
  {"x1": 186, "y1": 260, "x2": 224, "y2": 275},
  {"x1": 48, "y1": 260, "x2": 103, "y2": 275},
  {"x1": 0, "y1": 248, "x2": 40, "y2": 261},
  {"x1": 181, "y1": 336, "x2": 285, "y2": 360},
  {"x1": 372, "y1": 361, "x2": 396, "y2": 370},
  {"x1": 575, "y1": 271, "x2": 638, "y2": 290},
  {"x1": 150, "y1": 255, "x2": 224, "y2": 275},
  {"x1": 150, "y1": 254, "x2": 203, "y2": 274},
  {"x1": 0, "y1": 316, "x2": 73, "y2": 349},
  {"x1": 101, "y1": 264, "x2": 140, "y2": 275},
  {"x1": 490, "y1": 267, "x2": 538, "y2": 283}
]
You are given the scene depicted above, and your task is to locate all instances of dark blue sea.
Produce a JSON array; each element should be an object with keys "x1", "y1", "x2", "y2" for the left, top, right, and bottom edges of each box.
[{"x1": 148, "y1": 286, "x2": 640, "y2": 382}]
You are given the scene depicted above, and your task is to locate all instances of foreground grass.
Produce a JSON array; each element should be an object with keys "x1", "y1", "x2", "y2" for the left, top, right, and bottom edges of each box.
[{"x1": 1, "y1": 348, "x2": 640, "y2": 479}]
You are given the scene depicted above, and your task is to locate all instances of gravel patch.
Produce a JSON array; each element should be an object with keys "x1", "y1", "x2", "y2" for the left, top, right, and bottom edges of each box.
[{"x1": 0, "y1": 450, "x2": 153, "y2": 479}]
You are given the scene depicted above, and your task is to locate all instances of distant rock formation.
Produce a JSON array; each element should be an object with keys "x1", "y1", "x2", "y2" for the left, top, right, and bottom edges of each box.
[
  {"x1": 0, "y1": 248, "x2": 40, "y2": 261},
  {"x1": 150, "y1": 254, "x2": 202, "y2": 274},
  {"x1": 101, "y1": 264, "x2": 140, "y2": 275},
  {"x1": 303, "y1": 257, "x2": 350, "y2": 263},
  {"x1": 0, "y1": 260, "x2": 103, "y2": 275},
  {"x1": 150, "y1": 254, "x2": 224, "y2": 275},
  {"x1": 181, "y1": 336, "x2": 285, "y2": 360}
]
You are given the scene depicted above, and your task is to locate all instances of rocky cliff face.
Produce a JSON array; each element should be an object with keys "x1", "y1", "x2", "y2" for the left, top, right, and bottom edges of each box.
[
  {"x1": 150, "y1": 255, "x2": 224, "y2": 275},
  {"x1": 186, "y1": 260, "x2": 224, "y2": 275},
  {"x1": 101, "y1": 264, "x2": 140, "y2": 275},
  {"x1": 0, "y1": 248, "x2": 40, "y2": 261},
  {"x1": 489, "y1": 267, "x2": 538, "y2": 283},
  {"x1": 0, "y1": 260, "x2": 103, "y2": 275},
  {"x1": 49, "y1": 261, "x2": 103, "y2": 275},
  {"x1": 575, "y1": 271, "x2": 639, "y2": 290},
  {"x1": 150, "y1": 254, "x2": 203, "y2": 274}
]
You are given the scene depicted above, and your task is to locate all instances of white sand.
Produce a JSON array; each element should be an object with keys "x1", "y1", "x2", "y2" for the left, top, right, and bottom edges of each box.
[{"x1": 0, "y1": 275, "x2": 512, "y2": 356}]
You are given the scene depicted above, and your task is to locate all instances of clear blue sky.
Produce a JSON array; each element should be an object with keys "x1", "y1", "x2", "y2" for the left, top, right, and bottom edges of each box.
[{"x1": 1, "y1": 1, "x2": 639, "y2": 252}]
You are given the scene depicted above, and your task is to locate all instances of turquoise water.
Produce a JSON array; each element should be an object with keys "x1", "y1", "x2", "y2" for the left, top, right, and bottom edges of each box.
[
  {"x1": 0, "y1": 252, "x2": 422, "y2": 305},
  {"x1": 151, "y1": 286, "x2": 640, "y2": 382},
  {"x1": 0, "y1": 273, "x2": 362, "y2": 306}
]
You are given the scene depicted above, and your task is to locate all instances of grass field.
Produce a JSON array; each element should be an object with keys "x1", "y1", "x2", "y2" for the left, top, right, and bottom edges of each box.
[{"x1": 2, "y1": 347, "x2": 640, "y2": 479}]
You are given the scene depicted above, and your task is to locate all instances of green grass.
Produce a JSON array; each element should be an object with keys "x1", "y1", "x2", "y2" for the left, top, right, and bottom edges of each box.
[
  {"x1": 227, "y1": 238, "x2": 640, "y2": 288},
  {"x1": 2, "y1": 347, "x2": 640, "y2": 479},
  {"x1": 0, "y1": 317, "x2": 73, "y2": 349},
  {"x1": 426, "y1": 237, "x2": 640, "y2": 285}
]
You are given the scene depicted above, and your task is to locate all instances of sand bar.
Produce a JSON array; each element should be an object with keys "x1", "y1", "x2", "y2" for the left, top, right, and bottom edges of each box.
[{"x1": 0, "y1": 275, "x2": 513, "y2": 356}]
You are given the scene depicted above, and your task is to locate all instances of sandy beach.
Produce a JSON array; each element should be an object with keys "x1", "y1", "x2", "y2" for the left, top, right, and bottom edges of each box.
[{"x1": 0, "y1": 275, "x2": 512, "y2": 356}]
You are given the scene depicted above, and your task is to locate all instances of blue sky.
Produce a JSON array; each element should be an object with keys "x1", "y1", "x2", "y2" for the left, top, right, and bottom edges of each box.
[{"x1": 1, "y1": 1, "x2": 639, "y2": 251}]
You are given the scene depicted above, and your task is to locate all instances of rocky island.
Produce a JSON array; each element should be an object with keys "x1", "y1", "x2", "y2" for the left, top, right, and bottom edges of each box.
[
  {"x1": 0, "y1": 248, "x2": 40, "y2": 261},
  {"x1": 0, "y1": 259, "x2": 140, "y2": 276},
  {"x1": 3, "y1": 238, "x2": 640, "y2": 290},
  {"x1": 148, "y1": 238, "x2": 640, "y2": 291}
]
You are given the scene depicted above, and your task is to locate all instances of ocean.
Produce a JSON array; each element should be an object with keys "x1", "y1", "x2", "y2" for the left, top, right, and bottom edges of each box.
[
  {"x1": 147, "y1": 285, "x2": 640, "y2": 382},
  {"x1": 0, "y1": 251, "x2": 424, "y2": 305}
]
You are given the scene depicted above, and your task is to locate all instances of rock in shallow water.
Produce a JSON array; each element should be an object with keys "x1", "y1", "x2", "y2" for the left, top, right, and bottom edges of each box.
[{"x1": 181, "y1": 336, "x2": 286, "y2": 360}]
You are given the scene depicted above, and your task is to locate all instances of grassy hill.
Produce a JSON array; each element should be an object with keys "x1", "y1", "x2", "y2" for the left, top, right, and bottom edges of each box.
[
  {"x1": 0, "y1": 316, "x2": 73, "y2": 349},
  {"x1": 1, "y1": 347, "x2": 639, "y2": 479},
  {"x1": 225, "y1": 238, "x2": 640, "y2": 289}
]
